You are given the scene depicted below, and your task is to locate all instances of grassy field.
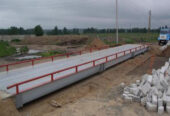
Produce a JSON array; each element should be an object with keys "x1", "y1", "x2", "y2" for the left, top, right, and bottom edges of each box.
[
  {"x1": 83, "y1": 32, "x2": 159, "y2": 45},
  {"x1": 0, "y1": 41, "x2": 16, "y2": 57}
]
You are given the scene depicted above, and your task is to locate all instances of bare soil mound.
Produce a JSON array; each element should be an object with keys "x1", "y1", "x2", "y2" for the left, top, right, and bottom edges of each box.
[
  {"x1": 160, "y1": 46, "x2": 170, "y2": 57},
  {"x1": 19, "y1": 35, "x2": 89, "y2": 46},
  {"x1": 87, "y1": 38, "x2": 108, "y2": 49}
]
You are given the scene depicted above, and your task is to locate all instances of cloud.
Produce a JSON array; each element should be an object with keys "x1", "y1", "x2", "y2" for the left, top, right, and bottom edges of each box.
[{"x1": 0, "y1": 0, "x2": 169, "y2": 29}]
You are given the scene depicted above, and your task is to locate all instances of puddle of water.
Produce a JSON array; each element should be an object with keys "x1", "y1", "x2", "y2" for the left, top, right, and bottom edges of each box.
[
  {"x1": 28, "y1": 50, "x2": 42, "y2": 54},
  {"x1": 15, "y1": 55, "x2": 42, "y2": 60}
]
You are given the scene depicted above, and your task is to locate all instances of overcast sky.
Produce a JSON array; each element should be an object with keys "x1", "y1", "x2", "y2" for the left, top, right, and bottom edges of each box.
[{"x1": 0, "y1": 0, "x2": 169, "y2": 29}]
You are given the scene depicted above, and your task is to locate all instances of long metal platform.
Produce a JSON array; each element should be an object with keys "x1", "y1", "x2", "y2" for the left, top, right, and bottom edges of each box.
[{"x1": 0, "y1": 44, "x2": 148, "y2": 108}]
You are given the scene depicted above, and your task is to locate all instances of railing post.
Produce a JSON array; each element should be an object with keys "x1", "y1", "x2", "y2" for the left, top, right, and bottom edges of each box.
[
  {"x1": 80, "y1": 51, "x2": 82, "y2": 55},
  {"x1": 32, "y1": 60, "x2": 34, "y2": 66},
  {"x1": 75, "y1": 66, "x2": 78, "y2": 73},
  {"x1": 124, "y1": 51, "x2": 126, "y2": 56},
  {"x1": 51, "y1": 56, "x2": 54, "y2": 62},
  {"x1": 6, "y1": 65, "x2": 9, "y2": 72},
  {"x1": 67, "y1": 53, "x2": 69, "y2": 58},
  {"x1": 106, "y1": 57, "x2": 108, "y2": 62},
  {"x1": 93, "y1": 61, "x2": 95, "y2": 67},
  {"x1": 130, "y1": 49, "x2": 132, "y2": 53},
  {"x1": 90, "y1": 48, "x2": 92, "y2": 53},
  {"x1": 51, "y1": 74, "x2": 54, "y2": 82},
  {"x1": 116, "y1": 53, "x2": 118, "y2": 59},
  {"x1": 16, "y1": 85, "x2": 19, "y2": 94}
]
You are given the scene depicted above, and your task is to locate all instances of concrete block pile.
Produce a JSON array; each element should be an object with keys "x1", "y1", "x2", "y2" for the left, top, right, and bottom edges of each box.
[{"x1": 122, "y1": 59, "x2": 170, "y2": 114}]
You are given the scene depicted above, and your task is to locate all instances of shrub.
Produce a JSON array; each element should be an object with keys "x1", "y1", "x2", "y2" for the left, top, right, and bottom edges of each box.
[
  {"x1": 125, "y1": 39, "x2": 135, "y2": 44},
  {"x1": 40, "y1": 50, "x2": 65, "y2": 57},
  {"x1": 11, "y1": 39, "x2": 21, "y2": 43},
  {"x1": 0, "y1": 41, "x2": 16, "y2": 57},
  {"x1": 20, "y1": 46, "x2": 29, "y2": 54}
]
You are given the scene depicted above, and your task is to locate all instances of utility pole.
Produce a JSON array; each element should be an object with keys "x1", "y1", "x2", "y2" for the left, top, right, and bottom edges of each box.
[
  {"x1": 116, "y1": 0, "x2": 119, "y2": 44},
  {"x1": 148, "y1": 10, "x2": 151, "y2": 32}
]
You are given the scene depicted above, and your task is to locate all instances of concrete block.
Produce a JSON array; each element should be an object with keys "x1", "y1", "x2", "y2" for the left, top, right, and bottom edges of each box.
[
  {"x1": 140, "y1": 82, "x2": 151, "y2": 95},
  {"x1": 167, "y1": 87, "x2": 170, "y2": 96},
  {"x1": 132, "y1": 96, "x2": 141, "y2": 102},
  {"x1": 160, "y1": 65, "x2": 167, "y2": 74},
  {"x1": 124, "y1": 96, "x2": 132, "y2": 103},
  {"x1": 151, "y1": 87, "x2": 159, "y2": 96},
  {"x1": 155, "y1": 83, "x2": 164, "y2": 91},
  {"x1": 146, "y1": 102, "x2": 157, "y2": 112},
  {"x1": 147, "y1": 75, "x2": 153, "y2": 84},
  {"x1": 152, "y1": 74, "x2": 159, "y2": 86},
  {"x1": 136, "y1": 80, "x2": 140, "y2": 86},
  {"x1": 158, "y1": 106, "x2": 164, "y2": 115},
  {"x1": 160, "y1": 78, "x2": 169, "y2": 89},
  {"x1": 152, "y1": 95, "x2": 158, "y2": 105},
  {"x1": 167, "y1": 106, "x2": 170, "y2": 114},
  {"x1": 124, "y1": 87, "x2": 130, "y2": 92},
  {"x1": 164, "y1": 62, "x2": 169, "y2": 71},
  {"x1": 163, "y1": 92, "x2": 167, "y2": 104},
  {"x1": 158, "y1": 91, "x2": 163, "y2": 98},
  {"x1": 158, "y1": 98, "x2": 163, "y2": 107},
  {"x1": 129, "y1": 88, "x2": 139, "y2": 96},
  {"x1": 130, "y1": 83, "x2": 137, "y2": 88},
  {"x1": 123, "y1": 91, "x2": 130, "y2": 95},
  {"x1": 120, "y1": 83, "x2": 125, "y2": 88},
  {"x1": 141, "y1": 97, "x2": 146, "y2": 106},
  {"x1": 146, "y1": 94, "x2": 152, "y2": 103},
  {"x1": 152, "y1": 69, "x2": 157, "y2": 75},
  {"x1": 166, "y1": 96, "x2": 170, "y2": 106}
]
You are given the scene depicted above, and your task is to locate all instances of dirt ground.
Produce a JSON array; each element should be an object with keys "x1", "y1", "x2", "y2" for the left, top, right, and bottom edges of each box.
[
  {"x1": 0, "y1": 44, "x2": 169, "y2": 116},
  {"x1": 18, "y1": 35, "x2": 89, "y2": 46}
]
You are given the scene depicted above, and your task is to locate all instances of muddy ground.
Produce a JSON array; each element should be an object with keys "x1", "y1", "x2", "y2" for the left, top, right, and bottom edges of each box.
[{"x1": 0, "y1": 45, "x2": 169, "y2": 116}]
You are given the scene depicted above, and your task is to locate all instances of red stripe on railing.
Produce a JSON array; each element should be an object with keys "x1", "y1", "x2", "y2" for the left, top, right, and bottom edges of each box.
[
  {"x1": 7, "y1": 45, "x2": 148, "y2": 94},
  {"x1": 0, "y1": 46, "x2": 109, "y2": 72}
]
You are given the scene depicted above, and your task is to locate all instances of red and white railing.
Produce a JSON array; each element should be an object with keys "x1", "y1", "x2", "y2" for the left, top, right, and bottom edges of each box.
[
  {"x1": 7, "y1": 45, "x2": 148, "y2": 95},
  {"x1": 0, "y1": 46, "x2": 109, "y2": 72}
]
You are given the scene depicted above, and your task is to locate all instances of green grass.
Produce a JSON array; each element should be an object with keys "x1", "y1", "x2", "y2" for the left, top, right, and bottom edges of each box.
[
  {"x1": 0, "y1": 41, "x2": 16, "y2": 57},
  {"x1": 82, "y1": 32, "x2": 159, "y2": 45},
  {"x1": 40, "y1": 50, "x2": 66, "y2": 57},
  {"x1": 11, "y1": 39, "x2": 21, "y2": 43}
]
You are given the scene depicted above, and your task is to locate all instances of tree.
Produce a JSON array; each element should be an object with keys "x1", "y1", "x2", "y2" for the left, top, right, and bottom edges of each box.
[
  {"x1": 72, "y1": 28, "x2": 79, "y2": 34},
  {"x1": 53, "y1": 26, "x2": 59, "y2": 35},
  {"x1": 9, "y1": 26, "x2": 19, "y2": 35},
  {"x1": 63, "y1": 27, "x2": 68, "y2": 34},
  {"x1": 34, "y1": 25, "x2": 44, "y2": 36}
]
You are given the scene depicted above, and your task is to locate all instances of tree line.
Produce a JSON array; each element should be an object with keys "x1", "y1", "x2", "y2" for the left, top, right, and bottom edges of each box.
[{"x1": 0, "y1": 25, "x2": 160, "y2": 36}]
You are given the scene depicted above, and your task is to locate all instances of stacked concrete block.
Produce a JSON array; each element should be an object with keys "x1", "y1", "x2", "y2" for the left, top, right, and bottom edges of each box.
[
  {"x1": 122, "y1": 59, "x2": 170, "y2": 114},
  {"x1": 158, "y1": 106, "x2": 164, "y2": 114}
]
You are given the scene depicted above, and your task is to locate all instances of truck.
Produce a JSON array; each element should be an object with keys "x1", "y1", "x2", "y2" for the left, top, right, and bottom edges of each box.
[{"x1": 158, "y1": 27, "x2": 170, "y2": 45}]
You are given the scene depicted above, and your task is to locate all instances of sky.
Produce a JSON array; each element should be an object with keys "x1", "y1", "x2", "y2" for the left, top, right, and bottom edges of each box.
[{"x1": 0, "y1": 0, "x2": 169, "y2": 29}]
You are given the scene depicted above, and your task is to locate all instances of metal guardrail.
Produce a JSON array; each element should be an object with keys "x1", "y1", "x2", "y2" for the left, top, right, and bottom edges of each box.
[
  {"x1": 7, "y1": 45, "x2": 147, "y2": 95},
  {"x1": 0, "y1": 46, "x2": 109, "y2": 72}
]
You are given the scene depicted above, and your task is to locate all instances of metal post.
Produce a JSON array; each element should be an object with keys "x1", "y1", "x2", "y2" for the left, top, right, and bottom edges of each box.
[{"x1": 116, "y1": 0, "x2": 119, "y2": 44}]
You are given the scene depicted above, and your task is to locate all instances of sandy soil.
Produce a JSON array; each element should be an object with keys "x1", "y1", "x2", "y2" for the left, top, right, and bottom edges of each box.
[{"x1": 0, "y1": 45, "x2": 169, "y2": 116}]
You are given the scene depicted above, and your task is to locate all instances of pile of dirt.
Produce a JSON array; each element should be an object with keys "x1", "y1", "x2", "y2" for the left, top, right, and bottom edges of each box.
[
  {"x1": 160, "y1": 46, "x2": 170, "y2": 57},
  {"x1": 87, "y1": 38, "x2": 108, "y2": 49},
  {"x1": 19, "y1": 35, "x2": 89, "y2": 46}
]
